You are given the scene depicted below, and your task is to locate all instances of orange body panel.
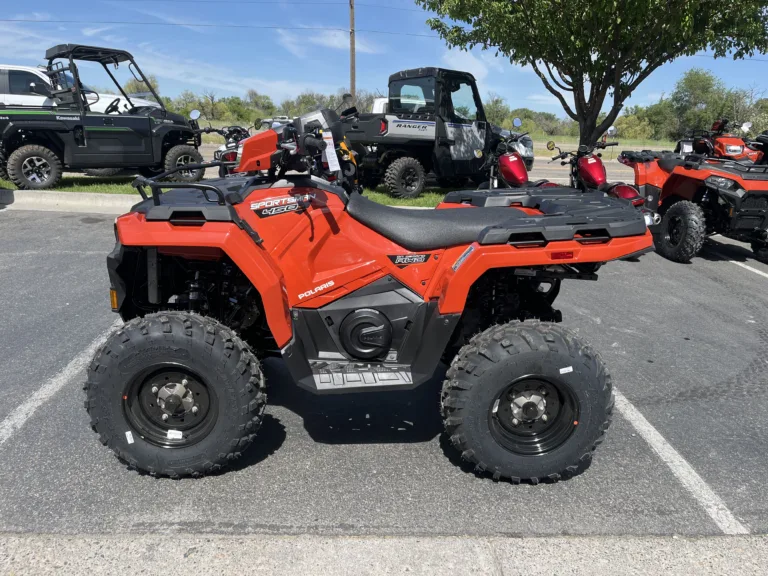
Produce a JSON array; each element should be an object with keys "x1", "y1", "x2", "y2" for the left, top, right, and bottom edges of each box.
[
  {"x1": 233, "y1": 130, "x2": 279, "y2": 174},
  {"x1": 713, "y1": 136, "x2": 763, "y2": 163},
  {"x1": 117, "y1": 185, "x2": 653, "y2": 348}
]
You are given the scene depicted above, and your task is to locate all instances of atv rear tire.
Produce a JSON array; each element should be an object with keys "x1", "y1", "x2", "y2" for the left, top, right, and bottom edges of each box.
[
  {"x1": 0, "y1": 163, "x2": 9, "y2": 181},
  {"x1": 164, "y1": 145, "x2": 205, "y2": 182},
  {"x1": 384, "y1": 157, "x2": 426, "y2": 198},
  {"x1": 656, "y1": 200, "x2": 705, "y2": 263},
  {"x1": 84, "y1": 312, "x2": 266, "y2": 478},
  {"x1": 751, "y1": 242, "x2": 768, "y2": 264},
  {"x1": 7, "y1": 144, "x2": 63, "y2": 190},
  {"x1": 442, "y1": 321, "x2": 612, "y2": 483}
]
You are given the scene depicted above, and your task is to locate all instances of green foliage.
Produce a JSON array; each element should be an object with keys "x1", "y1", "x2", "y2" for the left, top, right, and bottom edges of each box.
[
  {"x1": 613, "y1": 114, "x2": 653, "y2": 140},
  {"x1": 483, "y1": 92, "x2": 511, "y2": 126},
  {"x1": 416, "y1": 0, "x2": 768, "y2": 144},
  {"x1": 123, "y1": 74, "x2": 160, "y2": 96}
]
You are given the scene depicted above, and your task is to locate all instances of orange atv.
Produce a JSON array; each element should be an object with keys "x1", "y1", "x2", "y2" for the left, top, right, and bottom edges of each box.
[
  {"x1": 675, "y1": 119, "x2": 763, "y2": 163},
  {"x1": 84, "y1": 108, "x2": 653, "y2": 482},
  {"x1": 620, "y1": 143, "x2": 768, "y2": 263}
]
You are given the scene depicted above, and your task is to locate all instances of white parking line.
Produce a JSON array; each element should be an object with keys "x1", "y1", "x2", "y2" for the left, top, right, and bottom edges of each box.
[
  {"x1": 0, "y1": 319, "x2": 122, "y2": 447},
  {"x1": 727, "y1": 259, "x2": 768, "y2": 280},
  {"x1": 614, "y1": 389, "x2": 749, "y2": 535}
]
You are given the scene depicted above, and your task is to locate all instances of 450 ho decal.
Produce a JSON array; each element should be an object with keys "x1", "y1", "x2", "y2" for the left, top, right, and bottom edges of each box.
[{"x1": 250, "y1": 194, "x2": 315, "y2": 218}]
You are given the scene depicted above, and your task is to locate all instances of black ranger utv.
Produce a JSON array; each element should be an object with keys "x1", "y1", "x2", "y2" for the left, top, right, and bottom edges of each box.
[
  {"x1": 0, "y1": 45, "x2": 204, "y2": 190},
  {"x1": 344, "y1": 68, "x2": 534, "y2": 198}
]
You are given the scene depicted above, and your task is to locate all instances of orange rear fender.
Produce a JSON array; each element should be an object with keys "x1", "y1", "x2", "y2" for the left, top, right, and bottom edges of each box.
[{"x1": 116, "y1": 213, "x2": 293, "y2": 347}]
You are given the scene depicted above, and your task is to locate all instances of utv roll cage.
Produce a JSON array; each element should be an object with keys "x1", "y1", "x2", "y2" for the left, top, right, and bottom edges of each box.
[{"x1": 44, "y1": 44, "x2": 165, "y2": 113}]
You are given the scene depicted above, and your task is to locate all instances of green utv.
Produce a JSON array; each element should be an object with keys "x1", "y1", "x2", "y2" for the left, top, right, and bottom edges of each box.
[{"x1": 0, "y1": 45, "x2": 204, "y2": 190}]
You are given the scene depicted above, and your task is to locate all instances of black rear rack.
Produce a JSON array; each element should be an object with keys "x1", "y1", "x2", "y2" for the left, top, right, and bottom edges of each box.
[{"x1": 132, "y1": 161, "x2": 247, "y2": 206}]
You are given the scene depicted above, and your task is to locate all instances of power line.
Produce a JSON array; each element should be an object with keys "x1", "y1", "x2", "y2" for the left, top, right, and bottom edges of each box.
[
  {"x1": 0, "y1": 18, "x2": 438, "y2": 37},
  {"x1": 123, "y1": 0, "x2": 424, "y2": 10}
]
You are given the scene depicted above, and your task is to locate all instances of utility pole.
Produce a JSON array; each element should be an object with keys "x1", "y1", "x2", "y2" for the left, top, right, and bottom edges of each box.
[{"x1": 349, "y1": 0, "x2": 356, "y2": 98}]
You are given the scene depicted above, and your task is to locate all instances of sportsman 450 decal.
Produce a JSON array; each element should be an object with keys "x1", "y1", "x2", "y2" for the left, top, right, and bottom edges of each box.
[
  {"x1": 387, "y1": 254, "x2": 431, "y2": 268},
  {"x1": 251, "y1": 194, "x2": 315, "y2": 218}
]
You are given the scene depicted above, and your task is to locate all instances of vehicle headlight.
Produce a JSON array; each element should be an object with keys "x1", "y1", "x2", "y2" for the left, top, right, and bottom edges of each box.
[
  {"x1": 512, "y1": 141, "x2": 534, "y2": 158},
  {"x1": 725, "y1": 145, "x2": 744, "y2": 155},
  {"x1": 705, "y1": 176, "x2": 737, "y2": 189}
]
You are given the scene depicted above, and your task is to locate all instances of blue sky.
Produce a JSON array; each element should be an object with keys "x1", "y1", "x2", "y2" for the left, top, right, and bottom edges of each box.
[{"x1": 2, "y1": 1, "x2": 767, "y2": 116}]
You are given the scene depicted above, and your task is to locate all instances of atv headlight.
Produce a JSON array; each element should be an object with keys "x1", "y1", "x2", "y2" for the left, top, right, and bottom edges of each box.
[
  {"x1": 725, "y1": 145, "x2": 744, "y2": 155},
  {"x1": 705, "y1": 176, "x2": 737, "y2": 189}
]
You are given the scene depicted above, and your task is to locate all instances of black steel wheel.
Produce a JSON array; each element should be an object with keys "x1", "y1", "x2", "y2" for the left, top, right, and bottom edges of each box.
[
  {"x1": 488, "y1": 377, "x2": 578, "y2": 456},
  {"x1": 123, "y1": 367, "x2": 217, "y2": 449},
  {"x1": 442, "y1": 321, "x2": 613, "y2": 483}
]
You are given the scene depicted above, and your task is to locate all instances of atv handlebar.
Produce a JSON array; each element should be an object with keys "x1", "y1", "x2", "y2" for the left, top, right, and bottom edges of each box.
[{"x1": 302, "y1": 136, "x2": 327, "y2": 153}]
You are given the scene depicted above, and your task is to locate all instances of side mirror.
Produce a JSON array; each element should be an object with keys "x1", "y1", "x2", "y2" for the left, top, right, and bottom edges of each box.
[
  {"x1": 546, "y1": 141, "x2": 556, "y2": 151},
  {"x1": 189, "y1": 109, "x2": 201, "y2": 121},
  {"x1": 342, "y1": 93, "x2": 354, "y2": 105},
  {"x1": 29, "y1": 82, "x2": 48, "y2": 96},
  {"x1": 607, "y1": 125, "x2": 617, "y2": 136},
  {"x1": 512, "y1": 117, "x2": 522, "y2": 128}
]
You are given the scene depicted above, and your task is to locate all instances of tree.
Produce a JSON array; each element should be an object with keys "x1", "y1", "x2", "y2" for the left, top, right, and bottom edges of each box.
[
  {"x1": 416, "y1": 0, "x2": 768, "y2": 145},
  {"x1": 201, "y1": 90, "x2": 220, "y2": 120},
  {"x1": 614, "y1": 114, "x2": 653, "y2": 140},
  {"x1": 123, "y1": 74, "x2": 160, "y2": 96},
  {"x1": 246, "y1": 89, "x2": 276, "y2": 115},
  {"x1": 483, "y1": 92, "x2": 511, "y2": 126}
]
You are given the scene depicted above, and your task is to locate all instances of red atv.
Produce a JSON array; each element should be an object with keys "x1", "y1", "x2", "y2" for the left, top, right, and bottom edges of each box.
[
  {"x1": 675, "y1": 119, "x2": 762, "y2": 163},
  {"x1": 620, "y1": 140, "x2": 768, "y2": 263},
  {"x1": 84, "y1": 108, "x2": 653, "y2": 482}
]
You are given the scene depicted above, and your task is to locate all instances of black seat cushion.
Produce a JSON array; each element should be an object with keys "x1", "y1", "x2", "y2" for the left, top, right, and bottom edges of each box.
[
  {"x1": 658, "y1": 154, "x2": 686, "y2": 172},
  {"x1": 346, "y1": 193, "x2": 522, "y2": 251}
]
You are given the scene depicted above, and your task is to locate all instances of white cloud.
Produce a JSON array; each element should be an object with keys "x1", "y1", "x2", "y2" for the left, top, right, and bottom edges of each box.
[
  {"x1": 82, "y1": 25, "x2": 115, "y2": 37},
  {"x1": 133, "y1": 44, "x2": 336, "y2": 102},
  {"x1": 527, "y1": 93, "x2": 560, "y2": 105},
  {"x1": 278, "y1": 27, "x2": 381, "y2": 59},
  {"x1": 131, "y1": 8, "x2": 207, "y2": 33},
  {"x1": 442, "y1": 49, "x2": 489, "y2": 81}
]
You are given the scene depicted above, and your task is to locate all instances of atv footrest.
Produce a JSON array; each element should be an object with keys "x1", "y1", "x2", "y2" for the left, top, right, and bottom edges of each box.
[{"x1": 309, "y1": 361, "x2": 413, "y2": 391}]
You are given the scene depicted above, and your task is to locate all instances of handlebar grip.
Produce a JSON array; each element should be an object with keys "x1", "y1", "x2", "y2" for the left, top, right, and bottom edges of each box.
[
  {"x1": 605, "y1": 142, "x2": 618, "y2": 147},
  {"x1": 303, "y1": 136, "x2": 327, "y2": 152},
  {"x1": 551, "y1": 155, "x2": 560, "y2": 161}
]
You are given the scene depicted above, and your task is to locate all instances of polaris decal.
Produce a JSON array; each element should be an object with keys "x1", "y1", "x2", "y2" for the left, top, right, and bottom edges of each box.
[
  {"x1": 388, "y1": 254, "x2": 431, "y2": 268},
  {"x1": 250, "y1": 194, "x2": 315, "y2": 218},
  {"x1": 298, "y1": 280, "x2": 335, "y2": 300}
]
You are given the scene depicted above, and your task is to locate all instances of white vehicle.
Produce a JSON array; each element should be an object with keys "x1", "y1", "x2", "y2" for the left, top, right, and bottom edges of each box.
[{"x1": 0, "y1": 65, "x2": 159, "y2": 113}]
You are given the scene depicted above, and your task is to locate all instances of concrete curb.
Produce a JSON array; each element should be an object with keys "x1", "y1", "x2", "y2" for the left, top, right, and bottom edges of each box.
[
  {"x1": 0, "y1": 189, "x2": 138, "y2": 215},
  {"x1": 0, "y1": 189, "x2": 431, "y2": 214}
]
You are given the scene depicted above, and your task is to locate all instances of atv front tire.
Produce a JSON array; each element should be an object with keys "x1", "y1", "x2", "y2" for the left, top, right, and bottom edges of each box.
[
  {"x1": 656, "y1": 200, "x2": 705, "y2": 263},
  {"x1": 164, "y1": 145, "x2": 205, "y2": 182},
  {"x1": 442, "y1": 321, "x2": 612, "y2": 483},
  {"x1": 384, "y1": 157, "x2": 426, "y2": 198},
  {"x1": 84, "y1": 312, "x2": 266, "y2": 477},
  {"x1": 7, "y1": 144, "x2": 63, "y2": 190},
  {"x1": 0, "y1": 162, "x2": 9, "y2": 181}
]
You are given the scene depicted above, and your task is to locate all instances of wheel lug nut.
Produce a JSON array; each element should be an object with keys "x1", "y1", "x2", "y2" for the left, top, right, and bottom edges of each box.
[
  {"x1": 542, "y1": 414, "x2": 548, "y2": 422},
  {"x1": 192, "y1": 406, "x2": 199, "y2": 415},
  {"x1": 161, "y1": 414, "x2": 169, "y2": 422},
  {"x1": 151, "y1": 386, "x2": 158, "y2": 394},
  {"x1": 540, "y1": 388, "x2": 547, "y2": 396},
  {"x1": 511, "y1": 418, "x2": 519, "y2": 426},
  {"x1": 182, "y1": 379, "x2": 189, "y2": 386}
]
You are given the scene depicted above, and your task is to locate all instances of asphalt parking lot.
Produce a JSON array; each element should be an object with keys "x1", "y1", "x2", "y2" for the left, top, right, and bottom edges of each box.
[{"x1": 1, "y1": 207, "x2": 767, "y2": 572}]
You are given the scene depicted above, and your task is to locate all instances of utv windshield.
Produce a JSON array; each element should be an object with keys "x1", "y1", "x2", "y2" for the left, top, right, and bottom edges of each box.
[{"x1": 389, "y1": 77, "x2": 435, "y2": 115}]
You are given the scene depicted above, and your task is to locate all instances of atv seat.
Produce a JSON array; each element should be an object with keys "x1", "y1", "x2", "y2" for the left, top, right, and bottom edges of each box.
[
  {"x1": 658, "y1": 154, "x2": 687, "y2": 172},
  {"x1": 346, "y1": 193, "x2": 523, "y2": 251}
]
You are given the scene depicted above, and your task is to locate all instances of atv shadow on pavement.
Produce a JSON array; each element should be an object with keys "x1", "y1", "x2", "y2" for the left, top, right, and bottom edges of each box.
[
  {"x1": 699, "y1": 237, "x2": 756, "y2": 263},
  {"x1": 216, "y1": 414, "x2": 287, "y2": 475},
  {"x1": 261, "y1": 358, "x2": 445, "y2": 445}
]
